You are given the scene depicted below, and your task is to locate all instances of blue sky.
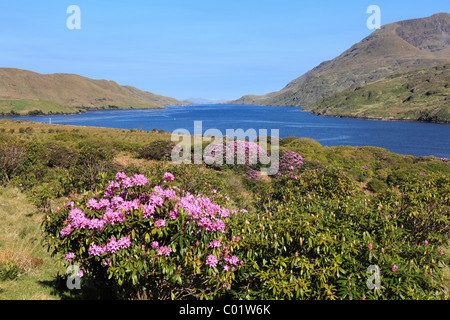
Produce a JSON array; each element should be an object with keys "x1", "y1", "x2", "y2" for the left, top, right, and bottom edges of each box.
[{"x1": 0, "y1": 1, "x2": 448, "y2": 101}]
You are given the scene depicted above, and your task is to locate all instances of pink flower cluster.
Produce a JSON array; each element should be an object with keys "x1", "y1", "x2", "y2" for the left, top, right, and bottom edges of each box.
[
  {"x1": 60, "y1": 172, "x2": 243, "y2": 268},
  {"x1": 205, "y1": 236, "x2": 243, "y2": 271},
  {"x1": 60, "y1": 207, "x2": 107, "y2": 237},
  {"x1": 88, "y1": 236, "x2": 131, "y2": 256},
  {"x1": 275, "y1": 149, "x2": 304, "y2": 178},
  {"x1": 176, "y1": 192, "x2": 230, "y2": 233},
  {"x1": 203, "y1": 140, "x2": 267, "y2": 166}
]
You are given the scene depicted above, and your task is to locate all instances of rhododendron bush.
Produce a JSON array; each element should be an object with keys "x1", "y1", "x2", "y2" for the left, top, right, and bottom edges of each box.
[{"x1": 42, "y1": 172, "x2": 244, "y2": 299}]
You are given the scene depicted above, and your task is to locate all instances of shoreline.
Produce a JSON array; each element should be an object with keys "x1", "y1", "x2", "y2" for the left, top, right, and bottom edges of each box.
[
  {"x1": 0, "y1": 105, "x2": 173, "y2": 118},
  {"x1": 304, "y1": 110, "x2": 450, "y2": 124},
  {"x1": 2, "y1": 103, "x2": 449, "y2": 125},
  {"x1": 227, "y1": 103, "x2": 450, "y2": 124}
]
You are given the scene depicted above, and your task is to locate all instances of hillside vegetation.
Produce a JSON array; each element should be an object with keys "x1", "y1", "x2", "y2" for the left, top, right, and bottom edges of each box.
[
  {"x1": 306, "y1": 63, "x2": 450, "y2": 122},
  {"x1": 0, "y1": 68, "x2": 185, "y2": 116},
  {"x1": 0, "y1": 119, "x2": 449, "y2": 300}
]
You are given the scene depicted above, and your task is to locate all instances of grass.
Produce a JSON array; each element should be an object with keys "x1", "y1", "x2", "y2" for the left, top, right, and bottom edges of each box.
[
  {"x1": 0, "y1": 99, "x2": 83, "y2": 116},
  {"x1": 0, "y1": 118, "x2": 174, "y2": 150},
  {"x1": 0, "y1": 187, "x2": 63, "y2": 299}
]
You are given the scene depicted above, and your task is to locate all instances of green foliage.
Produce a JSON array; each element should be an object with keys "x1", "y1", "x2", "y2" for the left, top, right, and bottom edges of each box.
[
  {"x1": 136, "y1": 140, "x2": 175, "y2": 161},
  {"x1": 228, "y1": 172, "x2": 448, "y2": 299},
  {"x1": 41, "y1": 172, "x2": 244, "y2": 299},
  {"x1": 0, "y1": 141, "x2": 27, "y2": 183},
  {"x1": 367, "y1": 178, "x2": 388, "y2": 194},
  {"x1": 395, "y1": 173, "x2": 450, "y2": 245},
  {"x1": 0, "y1": 262, "x2": 21, "y2": 281}
]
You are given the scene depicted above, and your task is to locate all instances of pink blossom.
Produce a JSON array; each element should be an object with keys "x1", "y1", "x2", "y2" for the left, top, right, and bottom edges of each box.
[
  {"x1": 60, "y1": 224, "x2": 73, "y2": 237},
  {"x1": 151, "y1": 241, "x2": 159, "y2": 249},
  {"x1": 132, "y1": 174, "x2": 149, "y2": 186},
  {"x1": 88, "y1": 244, "x2": 105, "y2": 256},
  {"x1": 115, "y1": 172, "x2": 127, "y2": 181},
  {"x1": 168, "y1": 210, "x2": 178, "y2": 220},
  {"x1": 141, "y1": 204, "x2": 156, "y2": 218},
  {"x1": 224, "y1": 255, "x2": 240, "y2": 266},
  {"x1": 209, "y1": 240, "x2": 221, "y2": 248},
  {"x1": 163, "y1": 172, "x2": 175, "y2": 182},
  {"x1": 157, "y1": 246, "x2": 172, "y2": 256},
  {"x1": 154, "y1": 219, "x2": 166, "y2": 228},
  {"x1": 65, "y1": 252, "x2": 75, "y2": 262},
  {"x1": 64, "y1": 201, "x2": 74, "y2": 209},
  {"x1": 86, "y1": 198, "x2": 100, "y2": 210},
  {"x1": 121, "y1": 177, "x2": 133, "y2": 188},
  {"x1": 392, "y1": 265, "x2": 398, "y2": 272},
  {"x1": 206, "y1": 254, "x2": 218, "y2": 268}
]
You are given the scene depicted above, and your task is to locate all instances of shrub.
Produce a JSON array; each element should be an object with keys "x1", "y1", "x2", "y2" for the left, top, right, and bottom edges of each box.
[
  {"x1": 396, "y1": 173, "x2": 450, "y2": 246},
  {"x1": 0, "y1": 262, "x2": 21, "y2": 281},
  {"x1": 0, "y1": 142, "x2": 27, "y2": 183},
  {"x1": 367, "y1": 177, "x2": 388, "y2": 194},
  {"x1": 41, "y1": 172, "x2": 245, "y2": 299},
  {"x1": 201, "y1": 140, "x2": 270, "y2": 180},
  {"x1": 137, "y1": 140, "x2": 175, "y2": 161},
  {"x1": 272, "y1": 167, "x2": 359, "y2": 202},
  {"x1": 228, "y1": 184, "x2": 448, "y2": 300},
  {"x1": 70, "y1": 144, "x2": 119, "y2": 192},
  {"x1": 274, "y1": 149, "x2": 304, "y2": 178},
  {"x1": 46, "y1": 144, "x2": 78, "y2": 169}
]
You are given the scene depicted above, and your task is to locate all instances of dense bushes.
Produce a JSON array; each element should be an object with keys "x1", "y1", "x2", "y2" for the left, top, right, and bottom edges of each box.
[
  {"x1": 0, "y1": 142, "x2": 27, "y2": 183},
  {"x1": 42, "y1": 172, "x2": 245, "y2": 299},
  {"x1": 41, "y1": 166, "x2": 450, "y2": 300},
  {"x1": 137, "y1": 140, "x2": 175, "y2": 161},
  {"x1": 228, "y1": 169, "x2": 449, "y2": 300},
  {"x1": 396, "y1": 173, "x2": 450, "y2": 246},
  {"x1": 1, "y1": 125, "x2": 449, "y2": 299}
]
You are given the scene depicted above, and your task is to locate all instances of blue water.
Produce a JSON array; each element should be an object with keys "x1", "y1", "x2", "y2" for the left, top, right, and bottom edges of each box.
[{"x1": 2, "y1": 104, "x2": 449, "y2": 158}]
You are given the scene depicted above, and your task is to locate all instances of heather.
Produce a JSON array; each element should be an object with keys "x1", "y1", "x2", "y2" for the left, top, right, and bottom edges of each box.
[{"x1": 0, "y1": 119, "x2": 449, "y2": 300}]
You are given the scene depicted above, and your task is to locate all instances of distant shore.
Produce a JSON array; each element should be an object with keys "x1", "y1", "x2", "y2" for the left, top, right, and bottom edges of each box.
[{"x1": 305, "y1": 110, "x2": 450, "y2": 124}]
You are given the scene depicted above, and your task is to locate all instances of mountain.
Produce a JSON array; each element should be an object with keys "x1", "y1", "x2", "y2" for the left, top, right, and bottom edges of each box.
[
  {"x1": 0, "y1": 68, "x2": 185, "y2": 115},
  {"x1": 307, "y1": 63, "x2": 450, "y2": 122},
  {"x1": 231, "y1": 13, "x2": 450, "y2": 111},
  {"x1": 183, "y1": 98, "x2": 230, "y2": 104}
]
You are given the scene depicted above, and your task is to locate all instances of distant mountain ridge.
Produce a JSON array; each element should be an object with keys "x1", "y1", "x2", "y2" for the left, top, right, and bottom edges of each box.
[
  {"x1": 0, "y1": 68, "x2": 185, "y2": 115},
  {"x1": 231, "y1": 13, "x2": 450, "y2": 112},
  {"x1": 183, "y1": 98, "x2": 230, "y2": 104}
]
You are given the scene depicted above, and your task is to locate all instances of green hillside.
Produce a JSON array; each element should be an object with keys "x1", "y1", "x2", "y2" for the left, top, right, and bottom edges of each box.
[
  {"x1": 306, "y1": 63, "x2": 450, "y2": 122},
  {"x1": 0, "y1": 68, "x2": 185, "y2": 116}
]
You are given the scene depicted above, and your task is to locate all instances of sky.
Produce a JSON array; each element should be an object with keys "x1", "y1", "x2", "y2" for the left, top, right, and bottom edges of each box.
[{"x1": 0, "y1": 1, "x2": 448, "y2": 101}]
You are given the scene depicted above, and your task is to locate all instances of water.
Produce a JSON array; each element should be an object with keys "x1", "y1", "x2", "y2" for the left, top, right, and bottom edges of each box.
[{"x1": 2, "y1": 104, "x2": 449, "y2": 157}]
